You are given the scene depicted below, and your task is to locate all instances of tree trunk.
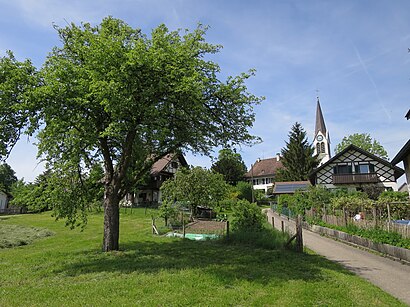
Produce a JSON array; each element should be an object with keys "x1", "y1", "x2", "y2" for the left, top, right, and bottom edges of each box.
[{"x1": 102, "y1": 186, "x2": 120, "y2": 252}]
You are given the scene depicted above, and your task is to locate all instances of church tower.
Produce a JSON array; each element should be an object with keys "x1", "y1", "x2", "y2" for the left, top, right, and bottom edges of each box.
[{"x1": 314, "y1": 97, "x2": 331, "y2": 165}]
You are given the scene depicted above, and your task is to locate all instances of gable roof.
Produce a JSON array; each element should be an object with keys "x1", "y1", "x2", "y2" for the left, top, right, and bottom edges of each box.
[
  {"x1": 272, "y1": 181, "x2": 310, "y2": 194},
  {"x1": 315, "y1": 99, "x2": 327, "y2": 136},
  {"x1": 391, "y1": 139, "x2": 410, "y2": 165},
  {"x1": 151, "y1": 153, "x2": 188, "y2": 175},
  {"x1": 309, "y1": 144, "x2": 404, "y2": 180},
  {"x1": 244, "y1": 157, "x2": 283, "y2": 178}
]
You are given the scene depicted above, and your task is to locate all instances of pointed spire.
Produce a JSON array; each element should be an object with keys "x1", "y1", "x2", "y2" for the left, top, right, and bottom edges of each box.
[{"x1": 315, "y1": 97, "x2": 327, "y2": 136}]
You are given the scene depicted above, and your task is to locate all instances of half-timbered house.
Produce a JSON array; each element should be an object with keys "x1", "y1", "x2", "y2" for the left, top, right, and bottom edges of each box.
[{"x1": 309, "y1": 144, "x2": 404, "y2": 191}]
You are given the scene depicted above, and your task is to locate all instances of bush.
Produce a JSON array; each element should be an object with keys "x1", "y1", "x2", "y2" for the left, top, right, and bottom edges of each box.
[
  {"x1": 231, "y1": 200, "x2": 264, "y2": 232},
  {"x1": 158, "y1": 202, "x2": 179, "y2": 226}
]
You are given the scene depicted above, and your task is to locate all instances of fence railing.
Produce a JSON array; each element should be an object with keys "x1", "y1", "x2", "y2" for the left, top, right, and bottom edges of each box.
[
  {"x1": 305, "y1": 209, "x2": 410, "y2": 239},
  {"x1": 0, "y1": 207, "x2": 26, "y2": 215}
]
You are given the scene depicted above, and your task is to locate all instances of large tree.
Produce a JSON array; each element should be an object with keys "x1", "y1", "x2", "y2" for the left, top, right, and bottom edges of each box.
[
  {"x1": 211, "y1": 148, "x2": 247, "y2": 185},
  {"x1": 334, "y1": 133, "x2": 388, "y2": 160},
  {"x1": 276, "y1": 122, "x2": 318, "y2": 181},
  {"x1": 0, "y1": 18, "x2": 262, "y2": 251}
]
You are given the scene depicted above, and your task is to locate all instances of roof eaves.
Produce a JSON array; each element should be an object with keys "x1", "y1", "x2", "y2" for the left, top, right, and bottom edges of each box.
[{"x1": 391, "y1": 139, "x2": 410, "y2": 165}]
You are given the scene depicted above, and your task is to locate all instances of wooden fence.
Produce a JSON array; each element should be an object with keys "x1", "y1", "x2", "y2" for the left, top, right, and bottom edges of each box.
[
  {"x1": 0, "y1": 207, "x2": 26, "y2": 215},
  {"x1": 305, "y1": 209, "x2": 410, "y2": 239}
]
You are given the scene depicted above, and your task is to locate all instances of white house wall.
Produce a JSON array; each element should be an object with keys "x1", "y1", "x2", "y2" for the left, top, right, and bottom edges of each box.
[{"x1": 0, "y1": 191, "x2": 8, "y2": 210}]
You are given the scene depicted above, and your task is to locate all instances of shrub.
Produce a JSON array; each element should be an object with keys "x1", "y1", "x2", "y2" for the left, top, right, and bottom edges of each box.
[
  {"x1": 158, "y1": 201, "x2": 179, "y2": 226},
  {"x1": 231, "y1": 200, "x2": 264, "y2": 232}
]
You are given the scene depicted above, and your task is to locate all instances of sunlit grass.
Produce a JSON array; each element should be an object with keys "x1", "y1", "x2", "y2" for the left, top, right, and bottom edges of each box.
[{"x1": 0, "y1": 209, "x2": 404, "y2": 306}]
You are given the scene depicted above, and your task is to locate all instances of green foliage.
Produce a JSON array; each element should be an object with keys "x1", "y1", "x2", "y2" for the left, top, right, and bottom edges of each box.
[
  {"x1": 234, "y1": 181, "x2": 254, "y2": 202},
  {"x1": 211, "y1": 148, "x2": 247, "y2": 185},
  {"x1": 0, "y1": 51, "x2": 39, "y2": 160},
  {"x1": 0, "y1": 163, "x2": 17, "y2": 193},
  {"x1": 161, "y1": 167, "x2": 230, "y2": 215},
  {"x1": 330, "y1": 192, "x2": 372, "y2": 212},
  {"x1": 377, "y1": 191, "x2": 409, "y2": 220},
  {"x1": 158, "y1": 201, "x2": 179, "y2": 226},
  {"x1": 276, "y1": 122, "x2": 318, "y2": 181},
  {"x1": 10, "y1": 172, "x2": 52, "y2": 212},
  {"x1": 321, "y1": 222, "x2": 410, "y2": 249},
  {"x1": 276, "y1": 191, "x2": 310, "y2": 216},
  {"x1": 231, "y1": 200, "x2": 264, "y2": 232},
  {"x1": 378, "y1": 190, "x2": 409, "y2": 203},
  {"x1": 1, "y1": 17, "x2": 263, "y2": 250},
  {"x1": 361, "y1": 184, "x2": 385, "y2": 200},
  {"x1": 334, "y1": 133, "x2": 388, "y2": 160}
]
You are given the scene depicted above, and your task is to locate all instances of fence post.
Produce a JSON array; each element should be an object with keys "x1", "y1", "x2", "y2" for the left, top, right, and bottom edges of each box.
[
  {"x1": 343, "y1": 207, "x2": 348, "y2": 226},
  {"x1": 295, "y1": 214, "x2": 303, "y2": 252},
  {"x1": 226, "y1": 221, "x2": 230, "y2": 239},
  {"x1": 281, "y1": 220, "x2": 284, "y2": 233},
  {"x1": 387, "y1": 203, "x2": 391, "y2": 232},
  {"x1": 182, "y1": 216, "x2": 186, "y2": 238},
  {"x1": 372, "y1": 206, "x2": 377, "y2": 228},
  {"x1": 271, "y1": 216, "x2": 274, "y2": 228}
]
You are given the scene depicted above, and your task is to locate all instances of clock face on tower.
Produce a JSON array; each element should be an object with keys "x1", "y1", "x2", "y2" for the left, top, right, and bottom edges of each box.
[{"x1": 317, "y1": 135, "x2": 323, "y2": 141}]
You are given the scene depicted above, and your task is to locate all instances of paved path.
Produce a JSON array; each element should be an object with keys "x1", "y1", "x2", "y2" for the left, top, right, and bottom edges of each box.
[{"x1": 265, "y1": 209, "x2": 410, "y2": 305}]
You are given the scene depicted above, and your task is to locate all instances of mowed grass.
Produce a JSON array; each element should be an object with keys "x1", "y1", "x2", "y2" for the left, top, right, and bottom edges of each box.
[
  {"x1": 0, "y1": 209, "x2": 404, "y2": 306},
  {"x1": 0, "y1": 221, "x2": 54, "y2": 248}
]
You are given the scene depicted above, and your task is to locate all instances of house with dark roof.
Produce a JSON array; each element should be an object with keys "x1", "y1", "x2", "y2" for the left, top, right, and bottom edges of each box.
[
  {"x1": 392, "y1": 139, "x2": 410, "y2": 196},
  {"x1": 244, "y1": 155, "x2": 283, "y2": 192},
  {"x1": 133, "y1": 153, "x2": 188, "y2": 205},
  {"x1": 309, "y1": 144, "x2": 404, "y2": 191}
]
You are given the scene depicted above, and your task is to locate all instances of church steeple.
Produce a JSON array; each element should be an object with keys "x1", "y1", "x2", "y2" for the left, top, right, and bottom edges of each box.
[
  {"x1": 314, "y1": 97, "x2": 331, "y2": 165},
  {"x1": 315, "y1": 97, "x2": 327, "y2": 136}
]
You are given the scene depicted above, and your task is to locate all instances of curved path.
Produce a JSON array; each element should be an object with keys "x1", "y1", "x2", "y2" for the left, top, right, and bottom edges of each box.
[{"x1": 265, "y1": 209, "x2": 410, "y2": 305}]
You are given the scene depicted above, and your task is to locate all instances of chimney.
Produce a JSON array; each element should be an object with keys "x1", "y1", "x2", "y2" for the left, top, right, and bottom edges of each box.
[
  {"x1": 276, "y1": 153, "x2": 280, "y2": 161},
  {"x1": 257, "y1": 158, "x2": 261, "y2": 163}
]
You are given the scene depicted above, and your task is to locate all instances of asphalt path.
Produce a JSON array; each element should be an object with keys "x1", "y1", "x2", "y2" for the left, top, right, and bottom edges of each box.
[{"x1": 265, "y1": 209, "x2": 410, "y2": 305}]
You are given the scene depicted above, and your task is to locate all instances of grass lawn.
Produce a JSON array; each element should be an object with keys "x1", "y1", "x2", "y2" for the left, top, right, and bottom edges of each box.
[{"x1": 0, "y1": 209, "x2": 405, "y2": 306}]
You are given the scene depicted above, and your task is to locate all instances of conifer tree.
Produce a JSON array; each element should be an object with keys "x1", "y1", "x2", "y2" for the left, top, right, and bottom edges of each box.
[{"x1": 276, "y1": 122, "x2": 318, "y2": 181}]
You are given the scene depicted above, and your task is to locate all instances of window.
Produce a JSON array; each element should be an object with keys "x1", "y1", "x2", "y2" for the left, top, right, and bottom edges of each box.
[
  {"x1": 354, "y1": 163, "x2": 375, "y2": 174},
  {"x1": 316, "y1": 143, "x2": 321, "y2": 153},
  {"x1": 333, "y1": 164, "x2": 352, "y2": 174},
  {"x1": 320, "y1": 142, "x2": 325, "y2": 153}
]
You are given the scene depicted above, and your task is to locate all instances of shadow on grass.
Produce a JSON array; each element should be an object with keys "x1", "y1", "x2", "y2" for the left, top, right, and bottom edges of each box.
[{"x1": 54, "y1": 238, "x2": 354, "y2": 285}]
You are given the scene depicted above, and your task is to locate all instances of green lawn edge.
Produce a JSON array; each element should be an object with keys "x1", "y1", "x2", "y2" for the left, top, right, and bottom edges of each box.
[{"x1": 0, "y1": 209, "x2": 405, "y2": 306}]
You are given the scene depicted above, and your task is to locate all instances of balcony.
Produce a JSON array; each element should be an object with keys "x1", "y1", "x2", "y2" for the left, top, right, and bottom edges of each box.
[{"x1": 332, "y1": 173, "x2": 379, "y2": 184}]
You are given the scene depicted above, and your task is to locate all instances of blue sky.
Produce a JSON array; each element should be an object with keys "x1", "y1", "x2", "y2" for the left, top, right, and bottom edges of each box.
[{"x1": 0, "y1": 0, "x2": 409, "y2": 182}]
